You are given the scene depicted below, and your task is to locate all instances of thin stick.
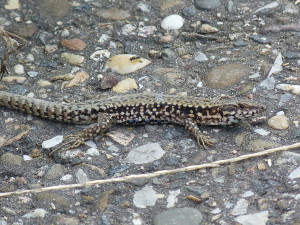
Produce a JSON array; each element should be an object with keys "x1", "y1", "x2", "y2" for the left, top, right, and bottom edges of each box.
[{"x1": 0, "y1": 142, "x2": 299, "y2": 198}]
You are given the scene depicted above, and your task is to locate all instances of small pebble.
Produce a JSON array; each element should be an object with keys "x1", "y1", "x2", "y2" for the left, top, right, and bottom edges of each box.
[
  {"x1": 45, "y1": 45, "x2": 58, "y2": 54},
  {"x1": 161, "y1": 14, "x2": 184, "y2": 30},
  {"x1": 60, "y1": 38, "x2": 87, "y2": 51},
  {"x1": 243, "y1": 191, "x2": 254, "y2": 197},
  {"x1": 27, "y1": 71, "x2": 38, "y2": 78},
  {"x1": 195, "y1": 52, "x2": 208, "y2": 61},
  {"x1": 249, "y1": 35, "x2": 271, "y2": 44},
  {"x1": 86, "y1": 148, "x2": 100, "y2": 156},
  {"x1": 254, "y1": 128, "x2": 270, "y2": 136},
  {"x1": 61, "y1": 52, "x2": 84, "y2": 65},
  {"x1": 23, "y1": 155, "x2": 32, "y2": 161},
  {"x1": 99, "y1": 75, "x2": 118, "y2": 89},
  {"x1": 233, "y1": 40, "x2": 248, "y2": 47},
  {"x1": 194, "y1": 0, "x2": 221, "y2": 10},
  {"x1": 112, "y1": 78, "x2": 138, "y2": 93},
  {"x1": 136, "y1": 2, "x2": 150, "y2": 13},
  {"x1": 268, "y1": 115, "x2": 289, "y2": 130},
  {"x1": 257, "y1": 163, "x2": 267, "y2": 171},
  {"x1": 37, "y1": 79, "x2": 52, "y2": 87},
  {"x1": 25, "y1": 53, "x2": 34, "y2": 62},
  {"x1": 258, "y1": 77, "x2": 276, "y2": 90},
  {"x1": 5, "y1": 0, "x2": 20, "y2": 10},
  {"x1": 42, "y1": 135, "x2": 63, "y2": 149},
  {"x1": 182, "y1": 6, "x2": 196, "y2": 17},
  {"x1": 153, "y1": 207, "x2": 203, "y2": 225},
  {"x1": 61, "y1": 29, "x2": 70, "y2": 37},
  {"x1": 284, "y1": 52, "x2": 300, "y2": 59},
  {"x1": 235, "y1": 211, "x2": 269, "y2": 225},
  {"x1": 22, "y1": 209, "x2": 47, "y2": 219},
  {"x1": 200, "y1": 24, "x2": 218, "y2": 33},
  {"x1": 249, "y1": 73, "x2": 260, "y2": 79},
  {"x1": 14, "y1": 64, "x2": 25, "y2": 74},
  {"x1": 1, "y1": 76, "x2": 26, "y2": 83},
  {"x1": 90, "y1": 50, "x2": 111, "y2": 61}
]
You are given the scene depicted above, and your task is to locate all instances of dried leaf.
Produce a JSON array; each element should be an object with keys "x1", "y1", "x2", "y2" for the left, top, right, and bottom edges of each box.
[{"x1": 106, "y1": 130, "x2": 135, "y2": 146}]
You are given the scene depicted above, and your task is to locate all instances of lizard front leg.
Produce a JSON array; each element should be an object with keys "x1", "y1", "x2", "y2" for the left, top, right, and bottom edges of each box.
[
  {"x1": 172, "y1": 117, "x2": 214, "y2": 148},
  {"x1": 49, "y1": 113, "x2": 115, "y2": 155},
  {"x1": 184, "y1": 119, "x2": 214, "y2": 148}
]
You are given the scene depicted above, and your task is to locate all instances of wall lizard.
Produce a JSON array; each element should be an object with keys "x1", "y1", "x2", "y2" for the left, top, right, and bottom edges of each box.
[{"x1": 0, "y1": 91, "x2": 266, "y2": 154}]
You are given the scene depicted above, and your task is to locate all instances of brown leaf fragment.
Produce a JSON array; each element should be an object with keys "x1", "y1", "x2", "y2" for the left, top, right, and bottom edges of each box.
[
  {"x1": 186, "y1": 195, "x2": 203, "y2": 203},
  {"x1": 106, "y1": 130, "x2": 135, "y2": 146}
]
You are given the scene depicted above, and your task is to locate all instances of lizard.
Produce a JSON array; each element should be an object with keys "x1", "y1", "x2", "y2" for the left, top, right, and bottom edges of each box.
[{"x1": 0, "y1": 91, "x2": 266, "y2": 155}]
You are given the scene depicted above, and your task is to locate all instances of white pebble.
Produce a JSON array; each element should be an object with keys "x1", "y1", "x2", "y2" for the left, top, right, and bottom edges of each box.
[
  {"x1": 195, "y1": 52, "x2": 208, "y2": 61},
  {"x1": 22, "y1": 209, "x2": 47, "y2": 218},
  {"x1": 197, "y1": 81, "x2": 203, "y2": 88},
  {"x1": 161, "y1": 14, "x2": 184, "y2": 30},
  {"x1": 14, "y1": 64, "x2": 25, "y2": 74},
  {"x1": 254, "y1": 128, "x2": 270, "y2": 136},
  {"x1": 86, "y1": 148, "x2": 100, "y2": 156},
  {"x1": 23, "y1": 155, "x2": 32, "y2": 161},
  {"x1": 268, "y1": 115, "x2": 289, "y2": 130},
  {"x1": 27, "y1": 71, "x2": 38, "y2": 77},
  {"x1": 276, "y1": 111, "x2": 285, "y2": 116},
  {"x1": 61, "y1": 29, "x2": 70, "y2": 37},
  {"x1": 60, "y1": 174, "x2": 73, "y2": 181},
  {"x1": 42, "y1": 135, "x2": 63, "y2": 149},
  {"x1": 26, "y1": 53, "x2": 34, "y2": 62},
  {"x1": 90, "y1": 50, "x2": 110, "y2": 61}
]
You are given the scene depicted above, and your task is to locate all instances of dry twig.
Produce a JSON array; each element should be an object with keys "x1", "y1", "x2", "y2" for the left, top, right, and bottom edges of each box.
[
  {"x1": 0, "y1": 142, "x2": 299, "y2": 198},
  {"x1": 0, "y1": 125, "x2": 31, "y2": 148}
]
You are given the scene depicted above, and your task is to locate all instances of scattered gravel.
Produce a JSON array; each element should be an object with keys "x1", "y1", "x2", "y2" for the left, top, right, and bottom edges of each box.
[{"x1": 1, "y1": 0, "x2": 300, "y2": 224}]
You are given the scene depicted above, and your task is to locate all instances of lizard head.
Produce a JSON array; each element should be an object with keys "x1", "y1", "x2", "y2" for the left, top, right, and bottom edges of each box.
[{"x1": 221, "y1": 102, "x2": 266, "y2": 125}]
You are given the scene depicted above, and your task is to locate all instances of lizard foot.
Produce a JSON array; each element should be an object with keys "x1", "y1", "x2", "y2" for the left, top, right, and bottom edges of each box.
[
  {"x1": 196, "y1": 134, "x2": 215, "y2": 148},
  {"x1": 49, "y1": 134, "x2": 86, "y2": 156}
]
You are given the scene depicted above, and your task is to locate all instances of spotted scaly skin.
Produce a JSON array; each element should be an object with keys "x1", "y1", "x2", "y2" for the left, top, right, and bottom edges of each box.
[{"x1": 0, "y1": 91, "x2": 266, "y2": 154}]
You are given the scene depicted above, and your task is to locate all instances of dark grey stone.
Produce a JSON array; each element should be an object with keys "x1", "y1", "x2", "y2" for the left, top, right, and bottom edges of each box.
[
  {"x1": 284, "y1": 51, "x2": 300, "y2": 59},
  {"x1": 249, "y1": 35, "x2": 271, "y2": 44},
  {"x1": 194, "y1": 0, "x2": 221, "y2": 10},
  {"x1": 233, "y1": 40, "x2": 248, "y2": 47},
  {"x1": 182, "y1": 6, "x2": 196, "y2": 17},
  {"x1": 153, "y1": 207, "x2": 203, "y2": 225}
]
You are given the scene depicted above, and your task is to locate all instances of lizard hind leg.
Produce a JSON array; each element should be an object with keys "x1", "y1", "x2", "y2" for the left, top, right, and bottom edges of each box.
[{"x1": 49, "y1": 113, "x2": 115, "y2": 155}]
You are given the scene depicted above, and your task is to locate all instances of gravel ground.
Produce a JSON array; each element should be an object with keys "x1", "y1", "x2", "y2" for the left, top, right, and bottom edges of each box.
[{"x1": 0, "y1": 0, "x2": 300, "y2": 224}]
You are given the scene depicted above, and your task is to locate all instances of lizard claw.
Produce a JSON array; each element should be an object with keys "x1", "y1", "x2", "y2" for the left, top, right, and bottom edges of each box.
[
  {"x1": 196, "y1": 134, "x2": 215, "y2": 148},
  {"x1": 49, "y1": 135, "x2": 85, "y2": 156}
]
